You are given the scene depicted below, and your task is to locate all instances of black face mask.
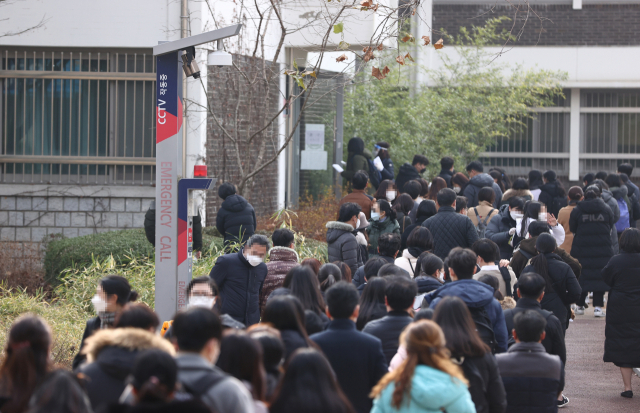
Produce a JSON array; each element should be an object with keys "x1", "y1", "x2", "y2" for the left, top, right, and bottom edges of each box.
[{"x1": 419, "y1": 168, "x2": 426, "y2": 174}]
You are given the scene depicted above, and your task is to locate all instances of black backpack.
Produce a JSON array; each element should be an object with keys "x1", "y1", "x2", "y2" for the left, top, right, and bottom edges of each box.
[
  {"x1": 473, "y1": 207, "x2": 495, "y2": 239},
  {"x1": 174, "y1": 369, "x2": 227, "y2": 402},
  {"x1": 468, "y1": 305, "x2": 497, "y2": 354}
]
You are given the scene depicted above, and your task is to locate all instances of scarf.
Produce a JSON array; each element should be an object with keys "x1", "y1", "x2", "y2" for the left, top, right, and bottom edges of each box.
[
  {"x1": 408, "y1": 247, "x2": 425, "y2": 259},
  {"x1": 99, "y1": 311, "x2": 117, "y2": 329}
]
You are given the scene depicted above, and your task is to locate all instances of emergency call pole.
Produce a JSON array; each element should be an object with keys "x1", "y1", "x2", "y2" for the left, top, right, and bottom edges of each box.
[{"x1": 153, "y1": 24, "x2": 241, "y2": 323}]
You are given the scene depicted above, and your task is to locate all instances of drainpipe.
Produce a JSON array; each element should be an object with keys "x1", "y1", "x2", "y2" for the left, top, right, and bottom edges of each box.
[{"x1": 181, "y1": 0, "x2": 188, "y2": 178}]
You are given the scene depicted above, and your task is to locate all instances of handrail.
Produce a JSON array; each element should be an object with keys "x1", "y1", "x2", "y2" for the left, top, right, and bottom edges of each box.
[{"x1": 0, "y1": 155, "x2": 156, "y2": 166}]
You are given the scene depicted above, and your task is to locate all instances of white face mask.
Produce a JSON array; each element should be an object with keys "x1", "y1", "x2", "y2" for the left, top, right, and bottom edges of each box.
[
  {"x1": 370, "y1": 212, "x2": 380, "y2": 221},
  {"x1": 91, "y1": 295, "x2": 108, "y2": 314},
  {"x1": 538, "y1": 212, "x2": 547, "y2": 221},
  {"x1": 453, "y1": 186, "x2": 461, "y2": 194},
  {"x1": 386, "y1": 191, "x2": 396, "y2": 201},
  {"x1": 246, "y1": 254, "x2": 263, "y2": 267},
  {"x1": 510, "y1": 211, "x2": 524, "y2": 221},
  {"x1": 188, "y1": 296, "x2": 215, "y2": 309},
  {"x1": 437, "y1": 270, "x2": 445, "y2": 282}
]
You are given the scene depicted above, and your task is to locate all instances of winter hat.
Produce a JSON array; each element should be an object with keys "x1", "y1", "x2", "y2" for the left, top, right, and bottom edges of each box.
[{"x1": 357, "y1": 212, "x2": 369, "y2": 229}]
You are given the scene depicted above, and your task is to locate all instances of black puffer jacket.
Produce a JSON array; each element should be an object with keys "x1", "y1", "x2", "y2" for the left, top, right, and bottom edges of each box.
[
  {"x1": 72, "y1": 316, "x2": 101, "y2": 370},
  {"x1": 569, "y1": 197, "x2": 614, "y2": 292},
  {"x1": 216, "y1": 194, "x2": 256, "y2": 246},
  {"x1": 362, "y1": 310, "x2": 414, "y2": 364},
  {"x1": 78, "y1": 328, "x2": 176, "y2": 411},
  {"x1": 326, "y1": 221, "x2": 363, "y2": 275},
  {"x1": 456, "y1": 352, "x2": 507, "y2": 413},
  {"x1": 422, "y1": 206, "x2": 479, "y2": 259},
  {"x1": 438, "y1": 169, "x2": 454, "y2": 188},
  {"x1": 523, "y1": 253, "x2": 582, "y2": 330},
  {"x1": 209, "y1": 249, "x2": 268, "y2": 326},
  {"x1": 415, "y1": 275, "x2": 443, "y2": 294},
  {"x1": 603, "y1": 252, "x2": 640, "y2": 366},
  {"x1": 486, "y1": 205, "x2": 517, "y2": 260},
  {"x1": 395, "y1": 163, "x2": 422, "y2": 193},
  {"x1": 538, "y1": 181, "x2": 567, "y2": 217},
  {"x1": 463, "y1": 173, "x2": 503, "y2": 208}
]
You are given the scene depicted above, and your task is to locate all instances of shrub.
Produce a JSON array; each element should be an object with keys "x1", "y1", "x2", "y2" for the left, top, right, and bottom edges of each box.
[{"x1": 43, "y1": 229, "x2": 154, "y2": 285}]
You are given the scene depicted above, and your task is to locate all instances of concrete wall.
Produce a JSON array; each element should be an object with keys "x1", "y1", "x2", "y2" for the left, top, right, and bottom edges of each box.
[{"x1": 0, "y1": 185, "x2": 154, "y2": 263}]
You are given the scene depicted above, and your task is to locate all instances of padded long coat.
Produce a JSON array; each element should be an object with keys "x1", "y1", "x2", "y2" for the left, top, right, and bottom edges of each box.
[
  {"x1": 326, "y1": 221, "x2": 363, "y2": 276},
  {"x1": 603, "y1": 252, "x2": 640, "y2": 366},
  {"x1": 215, "y1": 194, "x2": 256, "y2": 246},
  {"x1": 569, "y1": 197, "x2": 614, "y2": 292}
]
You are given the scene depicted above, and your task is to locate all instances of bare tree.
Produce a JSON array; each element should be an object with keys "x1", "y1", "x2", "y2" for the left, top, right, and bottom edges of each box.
[{"x1": 0, "y1": 0, "x2": 48, "y2": 38}]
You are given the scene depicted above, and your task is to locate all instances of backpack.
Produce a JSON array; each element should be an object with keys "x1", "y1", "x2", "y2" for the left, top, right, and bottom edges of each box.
[
  {"x1": 468, "y1": 305, "x2": 497, "y2": 354},
  {"x1": 473, "y1": 207, "x2": 496, "y2": 239},
  {"x1": 367, "y1": 158, "x2": 382, "y2": 189},
  {"x1": 174, "y1": 369, "x2": 227, "y2": 402},
  {"x1": 616, "y1": 198, "x2": 630, "y2": 233}
]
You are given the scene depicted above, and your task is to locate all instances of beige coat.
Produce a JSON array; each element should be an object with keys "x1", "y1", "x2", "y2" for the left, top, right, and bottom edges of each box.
[
  {"x1": 473, "y1": 266, "x2": 517, "y2": 298},
  {"x1": 557, "y1": 204, "x2": 576, "y2": 252},
  {"x1": 467, "y1": 201, "x2": 500, "y2": 226}
]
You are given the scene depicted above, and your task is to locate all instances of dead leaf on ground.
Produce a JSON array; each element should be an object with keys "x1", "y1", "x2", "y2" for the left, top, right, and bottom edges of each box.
[
  {"x1": 395, "y1": 55, "x2": 405, "y2": 65},
  {"x1": 434, "y1": 38, "x2": 444, "y2": 49},
  {"x1": 421, "y1": 35, "x2": 430, "y2": 46},
  {"x1": 336, "y1": 54, "x2": 348, "y2": 62},
  {"x1": 372, "y1": 66, "x2": 386, "y2": 80},
  {"x1": 404, "y1": 53, "x2": 415, "y2": 62}
]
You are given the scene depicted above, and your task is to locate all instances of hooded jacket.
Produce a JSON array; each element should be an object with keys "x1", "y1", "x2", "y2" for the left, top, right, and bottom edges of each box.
[
  {"x1": 621, "y1": 175, "x2": 640, "y2": 227},
  {"x1": 523, "y1": 253, "x2": 582, "y2": 330},
  {"x1": 426, "y1": 279, "x2": 508, "y2": 353},
  {"x1": 603, "y1": 252, "x2": 640, "y2": 366},
  {"x1": 421, "y1": 206, "x2": 479, "y2": 260},
  {"x1": 395, "y1": 163, "x2": 422, "y2": 193},
  {"x1": 78, "y1": 328, "x2": 176, "y2": 410},
  {"x1": 463, "y1": 173, "x2": 503, "y2": 209},
  {"x1": 216, "y1": 194, "x2": 257, "y2": 246},
  {"x1": 610, "y1": 185, "x2": 633, "y2": 230},
  {"x1": 486, "y1": 205, "x2": 518, "y2": 260},
  {"x1": 395, "y1": 249, "x2": 420, "y2": 276},
  {"x1": 569, "y1": 197, "x2": 615, "y2": 293},
  {"x1": 538, "y1": 181, "x2": 567, "y2": 217},
  {"x1": 496, "y1": 342, "x2": 564, "y2": 413},
  {"x1": 510, "y1": 236, "x2": 582, "y2": 280},
  {"x1": 437, "y1": 169, "x2": 454, "y2": 188},
  {"x1": 326, "y1": 221, "x2": 363, "y2": 275},
  {"x1": 366, "y1": 218, "x2": 401, "y2": 256},
  {"x1": 209, "y1": 248, "x2": 268, "y2": 326},
  {"x1": 259, "y1": 247, "x2": 300, "y2": 315},
  {"x1": 500, "y1": 188, "x2": 533, "y2": 206},
  {"x1": 601, "y1": 189, "x2": 621, "y2": 254},
  {"x1": 370, "y1": 365, "x2": 475, "y2": 413}
]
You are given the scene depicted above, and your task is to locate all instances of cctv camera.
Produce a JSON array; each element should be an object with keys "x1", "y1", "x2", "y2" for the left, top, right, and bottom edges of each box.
[
  {"x1": 207, "y1": 39, "x2": 233, "y2": 67},
  {"x1": 181, "y1": 46, "x2": 200, "y2": 79}
]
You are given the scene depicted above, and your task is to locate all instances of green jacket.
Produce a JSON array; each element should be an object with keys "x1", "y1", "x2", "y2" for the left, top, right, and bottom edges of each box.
[
  {"x1": 342, "y1": 149, "x2": 372, "y2": 182},
  {"x1": 366, "y1": 218, "x2": 401, "y2": 255}
]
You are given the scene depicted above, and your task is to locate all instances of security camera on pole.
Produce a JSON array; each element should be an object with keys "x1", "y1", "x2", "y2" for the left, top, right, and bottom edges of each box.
[{"x1": 152, "y1": 25, "x2": 241, "y2": 323}]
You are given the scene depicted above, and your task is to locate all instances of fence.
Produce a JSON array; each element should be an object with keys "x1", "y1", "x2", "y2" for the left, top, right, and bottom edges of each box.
[{"x1": 0, "y1": 47, "x2": 156, "y2": 185}]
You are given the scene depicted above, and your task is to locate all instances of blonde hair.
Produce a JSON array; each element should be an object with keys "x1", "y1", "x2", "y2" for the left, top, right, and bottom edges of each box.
[{"x1": 370, "y1": 320, "x2": 467, "y2": 409}]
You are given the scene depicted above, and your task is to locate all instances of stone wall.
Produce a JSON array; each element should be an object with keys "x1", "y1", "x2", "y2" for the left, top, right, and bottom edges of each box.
[{"x1": 0, "y1": 184, "x2": 154, "y2": 265}]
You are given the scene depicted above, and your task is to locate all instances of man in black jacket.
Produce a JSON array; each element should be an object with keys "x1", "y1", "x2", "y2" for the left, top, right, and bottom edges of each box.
[
  {"x1": 209, "y1": 234, "x2": 269, "y2": 326},
  {"x1": 504, "y1": 272, "x2": 569, "y2": 408},
  {"x1": 215, "y1": 182, "x2": 257, "y2": 250},
  {"x1": 437, "y1": 156, "x2": 455, "y2": 188},
  {"x1": 422, "y1": 188, "x2": 479, "y2": 259},
  {"x1": 362, "y1": 276, "x2": 417, "y2": 364},
  {"x1": 310, "y1": 282, "x2": 388, "y2": 413},
  {"x1": 396, "y1": 154, "x2": 428, "y2": 194},
  {"x1": 497, "y1": 310, "x2": 564, "y2": 413}
]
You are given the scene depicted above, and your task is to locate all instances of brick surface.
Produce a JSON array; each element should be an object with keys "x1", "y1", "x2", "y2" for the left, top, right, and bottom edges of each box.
[
  {"x1": 47, "y1": 228, "x2": 64, "y2": 236},
  {"x1": 1, "y1": 196, "x2": 16, "y2": 210},
  {"x1": 16, "y1": 197, "x2": 31, "y2": 210},
  {"x1": 24, "y1": 211, "x2": 40, "y2": 226},
  {"x1": 101, "y1": 212, "x2": 118, "y2": 227},
  {"x1": 110, "y1": 198, "x2": 125, "y2": 212},
  {"x1": 79, "y1": 198, "x2": 95, "y2": 211},
  {"x1": 55, "y1": 212, "x2": 71, "y2": 227},
  {"x1": 39, "y1": 212, "x2": 55, "y2": 227},
  {"x1": 8, "y1": 211, "x2": 23, "y2": 227},
  {"x1": 0, "y1": 228, "x2": 15, "y2": 241},
  {"x1": 432, "y1": 4, "x2": 640, "y2": 46},
  {"x1": 48, "y1": 197, "x2": 63, "y2": 211},
  {"x1": 71, "y1": 212, "x2": 86, "y2": 227},
  {"x1": 78, "y1": 228, "x2": 95, "y2": 237},
  {"x1": 0, "y1": 211, "x2": 8, "y2": 225},
  {"x1": 141, "y1": 198, "x2": 154, "y2": 211},
  {"x1": 86, "y1": 212, "x2": 101, "y2": 227},
  {"x1": 132, "y1": 212, "x2": 146, "y2": 228},
  {"x1": 118, "y1": 213, "x2": 133, "y2": 228},
  {"x1": 94, "y1": 198, "x2": 110, "y2": 212},
  {"x1": 63, "y1": 197, "x2": 79, "y2": 211},
  {"x1": 63, "y1": 228, "x2": 79, "y2": 238},
  {"x1": 32, "y1": 197, "x2": 47, "y2": 211},
  {"x1": 125, "y1": 198, "x2": 141, "y2": 212},
  {"x1": 15, "y1": 228, "x2": 31, "y2": 242},
  {"x1": 31, "y1": 228, "x2": 47, "y2": 242}
]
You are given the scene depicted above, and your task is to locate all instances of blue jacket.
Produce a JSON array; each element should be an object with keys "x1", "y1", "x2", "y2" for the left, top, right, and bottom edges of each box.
[
  {"x1": 310, "y1": 319, "x2": 388, "y2": 413},
  {"x1": 380, "y1": 157, "x2": 395, "y2": 181},
  {"x1": 371, "y1": 365, "x2": 476, "y2": 413},
  {"x1": 426, "y1": 280, "x2": 508, "y2": 353}
]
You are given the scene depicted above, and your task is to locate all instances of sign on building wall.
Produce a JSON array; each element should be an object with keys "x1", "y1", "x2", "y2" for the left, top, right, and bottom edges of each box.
[{"x1": 301, "y1": 124, "x2": 328, "y2": 170}]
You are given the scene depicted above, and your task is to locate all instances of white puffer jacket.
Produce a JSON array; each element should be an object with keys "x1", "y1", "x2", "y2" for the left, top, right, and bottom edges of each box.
[{"x1": 394, "y1": 249, "x2": 419, "y2": 277}]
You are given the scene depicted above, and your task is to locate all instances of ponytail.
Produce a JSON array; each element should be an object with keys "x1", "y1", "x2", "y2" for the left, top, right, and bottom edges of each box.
[{"x1": 378, "y1": 199, "x2": 397, "y2": 222}]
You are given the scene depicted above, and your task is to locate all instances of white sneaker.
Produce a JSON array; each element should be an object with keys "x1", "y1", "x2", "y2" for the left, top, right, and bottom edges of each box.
[
  {"x1": 575, "y1": 306, "x2": 585, "y2": 315},
  {"x1": 594, "y1": 308, "x2": 606, "y2": 317},
  {"x1": 634, "y1": 368, "x2": 640, "y2": 378}
]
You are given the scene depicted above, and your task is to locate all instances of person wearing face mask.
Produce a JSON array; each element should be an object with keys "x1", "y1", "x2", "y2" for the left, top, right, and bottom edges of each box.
[
  {"x1": 209, "y1": 234, "x2": 270, "y2": 327},
  {"x1": 338, "y1": 171, "x2": 375, "y2": 219},
  {"x1": 327, "y1": 202, "x2": 365, "y2": 276},
  {"x1": 375, "y1": 141, "x2": 395, "y2": 182},
  {"x1": 451, "y1": 172, "x2": 469, "y2": 196},
  {"x1": 372, "y1": 180, "x2": 398, "y2": 203},
  {"x1": 486, "y1": 197, "x2": 526, "y2": 260},
  {"x1": 72, "y1": 275, "x2": 139, "y2": 370},
  {"x1": 173, "y1": 308, "x2": 255, "y2": 413},
  {"x1": 413, "y1": 252, "x2": 445, "y2": 309},
  {"x1": 516, "y1": 201, "x2": 565, "y2": 249},
  {"x1": 366, "y1": 200, "x2": 401, "y2": 258},
  {"x1": 395, "y1": 154, "x2": 429, "y2": 195}
]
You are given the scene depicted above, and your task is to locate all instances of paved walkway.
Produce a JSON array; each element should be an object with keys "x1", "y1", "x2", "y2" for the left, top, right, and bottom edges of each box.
[{"x1": 564, "y1": 304, "x2": 640, "y2": 412}]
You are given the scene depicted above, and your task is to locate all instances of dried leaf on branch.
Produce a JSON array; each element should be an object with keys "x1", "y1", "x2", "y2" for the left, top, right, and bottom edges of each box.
[
  {"x1": 434, "y1": 38, "x2": 444, "y2": 49},
  {"x1": 362, "y1": 46, "x2": 375, "y2": 62},
  {"x1": 404, "y1": 53, "x2": 415, "y2": 62},
  {"x1": 336, "y1": 54, "x2": 348, "y2": 62},
  {"x1": 395, "y1": 55, "x2": 405, "y2": 65},
  {"x1": 401, "y1": 34, "x2": 415, "y2": 43},
  {"x1": 372, "y1": 66, "x2": 389, "y2": 80},
  {"x1": 421, "y1": 35, "x2": 430, "y2": 46},
  {"x1": 377, "y1": 44, "x2": 383, "y2": 51}
]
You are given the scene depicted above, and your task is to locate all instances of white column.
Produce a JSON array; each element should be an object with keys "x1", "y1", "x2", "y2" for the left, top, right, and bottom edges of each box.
[
  {"x1": 569, "y1": 88, "x2": 581, "y2": 181},
  {"x1": 277, "y1": 64, "x2": 286, "y2": 209}
]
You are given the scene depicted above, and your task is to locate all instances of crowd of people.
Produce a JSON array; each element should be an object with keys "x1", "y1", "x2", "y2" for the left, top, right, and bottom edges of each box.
[{"x1": 2, "y1": 141, "x2": 640, "y2": 413}]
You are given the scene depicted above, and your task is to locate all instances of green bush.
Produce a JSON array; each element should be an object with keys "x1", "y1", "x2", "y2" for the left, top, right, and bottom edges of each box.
[{"x1": 43, "y1": 229, "x2": 154, "y2": 285}]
